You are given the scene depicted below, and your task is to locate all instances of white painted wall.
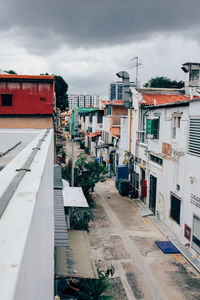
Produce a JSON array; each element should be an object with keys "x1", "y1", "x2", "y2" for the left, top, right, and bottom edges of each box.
[{"x1": 0, "y1": 130, "x2": 54, "y2": 300}]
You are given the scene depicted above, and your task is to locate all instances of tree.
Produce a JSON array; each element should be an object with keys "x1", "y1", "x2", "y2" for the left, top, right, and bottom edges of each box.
[
  {"x1": 40, "y1": 73, "x2": 68, "y2": 111},
  {"x1": 144, "y1": 76, "x2": 184, "y2": 89},
  {"x1": 74, "y1": 154, "x2": 107, "y2": 200},
  {"x1": 5, "y1": 70, "x2": 17, "y2": 74},
  {"x1": 78, "y1": 266, "x2": 115, "y2": 300},
  {"x1": 55, "y1": 75, "x2": 68, "y2": 111}
]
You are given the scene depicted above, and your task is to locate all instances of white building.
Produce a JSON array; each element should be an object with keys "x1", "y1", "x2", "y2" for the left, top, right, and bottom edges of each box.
[
  {"x1": 0, "y1": 129, "x2": 54, "y2": 300},
  {"x1": 68, "y1": 94, "x2": 100, "y2": 108},
  {"x1": 118, "y1": 62, "x2": 200, "y2": 255},
  {"x1": 68, "y1": 94, "x2": 78, "y2": 108}
]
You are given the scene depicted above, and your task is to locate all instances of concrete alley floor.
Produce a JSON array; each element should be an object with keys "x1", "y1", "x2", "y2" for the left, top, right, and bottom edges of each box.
[
  {"x1": 89, "y1": 179, "x2": 200, "y2": 300},
  {"x1": 64, "y1": 135, "x2": 200, "y2": 300}
]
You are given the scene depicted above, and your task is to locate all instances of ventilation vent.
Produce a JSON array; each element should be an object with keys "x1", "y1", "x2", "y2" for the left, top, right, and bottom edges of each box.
[{"x1": 189, "y1": 117, "x2": 200, "y2": 156}]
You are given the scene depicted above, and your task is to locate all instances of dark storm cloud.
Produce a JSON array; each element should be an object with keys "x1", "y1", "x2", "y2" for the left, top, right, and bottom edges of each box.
[{"x1": 1, "y1": 0, "x2": 200, "y2": 52}]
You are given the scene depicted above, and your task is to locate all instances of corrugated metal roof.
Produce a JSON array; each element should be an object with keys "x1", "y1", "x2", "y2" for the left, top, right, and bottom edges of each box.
[
  {"x1": 54, "y1": 164, "x2": 63, "y2": 189},
  {"x1": 62, "y1": 187, "x2": 89, "y2": 208},
  {"x1": 54, "y1": 189, "x2": 69, "y2": 247},
  {"x1": 54, "y1": 164, "x2": 69, "y2": 247}
]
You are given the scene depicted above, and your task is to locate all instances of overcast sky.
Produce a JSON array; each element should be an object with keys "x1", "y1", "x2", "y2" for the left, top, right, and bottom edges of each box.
[{"x1": 1, "y1": 0, "x2": 200, "y2": 98}]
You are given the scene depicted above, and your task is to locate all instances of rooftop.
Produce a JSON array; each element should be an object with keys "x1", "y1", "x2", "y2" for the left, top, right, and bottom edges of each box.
[
  {"x1": 141, "y1": 93, "x2": 199, "y2": 106},
  {"x1": 0, "y1": 129, "x2": 44, "y2": 170},
  {"x1": 0, "y1": 128, "x2": 54, "y2": 299},
  {"x1": 0, "y1": 74, "x2": 55, "y2": 81}
]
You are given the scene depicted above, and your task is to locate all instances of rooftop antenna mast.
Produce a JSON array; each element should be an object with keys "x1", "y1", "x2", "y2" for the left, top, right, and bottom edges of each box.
[{"x1": 129, "y1": 56, "x2": 142, "y2": 88}]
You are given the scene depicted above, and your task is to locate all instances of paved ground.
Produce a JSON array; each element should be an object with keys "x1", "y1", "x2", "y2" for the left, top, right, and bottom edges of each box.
[
  {"x1": 89, "y1": 179, "x2": 200, "y2": 300},
  {"x1": 65, "y1": 136, "x2": 200, "y2": 300}
]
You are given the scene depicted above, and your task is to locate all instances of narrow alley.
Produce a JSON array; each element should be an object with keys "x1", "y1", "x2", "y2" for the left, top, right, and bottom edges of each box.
[
  {"x1": 89, "y1": 180, "x2": 200, "y2": 300},
  {"x1": 66, "y1": 137, "x2": 200, "y2": 300}
]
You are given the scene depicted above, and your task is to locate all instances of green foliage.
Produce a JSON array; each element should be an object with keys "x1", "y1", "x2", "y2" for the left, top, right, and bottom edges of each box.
[
  {"x1": 62, "y1": 149, "x2": 66, "y2": 158},
  {"x1": 79, "y1": 140, "x2": 85, "y2": 149},
  {"x1": 74, "y1": 154, "x2": 107, "y2": 199},
  {"x1": 40, "y1": 74, "x2": 68, "y2": 111},
  {"x1": 55, "y1": 75, "x2": 68, "y2": 111},
  {"x1": 5, "y1": 70, "x2": 17, "y2": 74},
  {"x1": 78, "y1": 266, "x2": 115, "y2": 300},
  {"x1": 61, "y1": 158, "x2": 72, "y2": 181},
  {"x1": 144, "y1": 76, "x2": 184, "y2": 89},
  {"x1": 70, "y1": 208, "x2": 94, "y2": 232},
  {"x1": 84, "y1": 146, "x2": 90, "y2": 154}
]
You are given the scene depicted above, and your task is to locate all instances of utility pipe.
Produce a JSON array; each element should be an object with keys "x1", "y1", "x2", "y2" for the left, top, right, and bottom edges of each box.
[
  {"x1": 129, "y1": 108, "x2": 133, "y2": 153},
  {"x1": 142, "y1": 109, "x2": 150, "y2": 142}
]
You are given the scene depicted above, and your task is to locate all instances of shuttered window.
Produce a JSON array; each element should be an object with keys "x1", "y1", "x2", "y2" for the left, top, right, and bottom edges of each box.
[
  {"x1": 189, "y1": 117, "x2": 200, "y2": 156},
  {"x1": 146, "y1": 119, "x2": 159, "y2": 139}
]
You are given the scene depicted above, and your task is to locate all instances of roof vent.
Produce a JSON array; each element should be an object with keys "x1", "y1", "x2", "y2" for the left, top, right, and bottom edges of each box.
[{"x1": 116, "y1": 71, "x2": 132, "y2": 108}]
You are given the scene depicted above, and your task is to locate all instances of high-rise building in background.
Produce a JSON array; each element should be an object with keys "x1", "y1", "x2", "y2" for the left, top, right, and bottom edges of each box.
[
  {"x1": 68, "y1": 94, "x2": 100, "y2": 108},
  {"x1": 109, "y1": 81, "x2": 136, "y2": 101}
]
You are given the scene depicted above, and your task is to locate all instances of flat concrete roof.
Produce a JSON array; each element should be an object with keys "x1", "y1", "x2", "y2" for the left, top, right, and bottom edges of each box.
[{"x1": 0, "y1": 129, "x2": 42, "y2": 170}]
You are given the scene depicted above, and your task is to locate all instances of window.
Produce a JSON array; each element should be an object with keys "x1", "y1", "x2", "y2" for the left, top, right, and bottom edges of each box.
[
  {"x1": 146, "y1": 118, "x2": 159, "y2": 139},
  {"x1": 150, "y1": 154, "x2": 163, "y2": 166},
  {"x1": 97, "y1": 113, "x2": 103, "y2": 124},
  {"x1": 1, "y1": 94, "x2": 12, "y2": 106},
  {"x1": 170, "y1": 194, "x2": 181, "y2": 224},
  {"x1": 40, "y1": 97, "x2": 46, "y2": 101},
  {"x1": 172, "y1": 115, "x2": 181, "y2": 139},
  {"x1": 188, "y1": 117, "x2": 200, "y2": 156}
]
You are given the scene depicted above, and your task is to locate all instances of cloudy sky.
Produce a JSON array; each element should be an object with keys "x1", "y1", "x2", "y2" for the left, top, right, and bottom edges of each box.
[{"x1": 1, "y1": 0, "x2": 200, "y2": 98}]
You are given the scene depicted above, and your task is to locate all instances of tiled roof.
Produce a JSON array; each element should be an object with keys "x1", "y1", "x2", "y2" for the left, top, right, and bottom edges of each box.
[
  {"x1": 0, "y1": 74, "x2": 55, "y2": 80},
  {"x1": 141, "y1": 94, "x2": 199, "y2": 106},
  {"x1": 109, "y1": 100, "x2": 123, "y2": 105}
]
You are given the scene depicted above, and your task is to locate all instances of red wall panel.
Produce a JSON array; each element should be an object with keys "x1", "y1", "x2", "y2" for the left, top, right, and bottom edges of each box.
[{"x1": 0, "y1": 79, "x2": 54, "y2": 115}]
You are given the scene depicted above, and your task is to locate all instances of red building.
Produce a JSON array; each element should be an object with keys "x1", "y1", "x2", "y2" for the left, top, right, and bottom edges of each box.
[{"x1": 0, "y1": 74, "x2": 55, "y2": 128}]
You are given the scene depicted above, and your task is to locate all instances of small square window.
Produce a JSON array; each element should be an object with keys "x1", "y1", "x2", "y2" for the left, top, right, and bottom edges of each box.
[
  {"x1": 40, "y1": 97, "x2": 46, "y2": 101},
  {"x1": 1, "y1": 94, "x2": 12, "y2": 106}
]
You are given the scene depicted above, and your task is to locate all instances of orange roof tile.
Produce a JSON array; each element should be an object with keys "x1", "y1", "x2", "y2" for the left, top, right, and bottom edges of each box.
[
  {"x1": 141, "y1": 94, "x2": 199, "y2": 106},
  {"x1": 0, "y1": 74, "x2": 55, "y2": 80},
  {"x1": 61, "y1": 112, "x2": 72, "y2": 116},
  {"x1": 109, "y1": 100, "x2": 123, "y2": 105}
]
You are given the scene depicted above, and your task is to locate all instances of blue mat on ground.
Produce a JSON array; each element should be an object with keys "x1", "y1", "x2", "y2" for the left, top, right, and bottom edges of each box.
[{"x1": 155, "y1": 241, "x2": 180, "y2": 254}]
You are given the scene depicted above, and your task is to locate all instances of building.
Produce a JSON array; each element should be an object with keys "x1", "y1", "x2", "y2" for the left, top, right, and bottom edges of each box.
[
  {"x1": 0, "y1": 129, "x2": 54, "y2": 300},
  {"x1": 0, "y1": 74, "x2": 55, "y2": 128},
  {"x1": 109, "y1": 81, "x2": 123, "y2": 100},
  {"x1": 68, "y1": 94, "x2": 100, "y2": 108},
  {"x1": 118, "y1": 62, "x2": 200, "y2": 255},
  {"x1": 109, "y1": 81, "x2": 136, "y2": 101}
]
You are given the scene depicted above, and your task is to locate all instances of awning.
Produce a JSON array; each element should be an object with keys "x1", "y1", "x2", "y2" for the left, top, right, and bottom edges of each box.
[
  {"x1": 87, "y1": 133, "x2": 97, "y2": 138},
  {"x1": 55, "y1": 230, "x2": 98, "y2": 279},
  {"x1": 62, "y1": 187, "x2": 89, "y2": 208},
  {"x1": 87, "y1": 131, "x2": 101, "y2": 138}
]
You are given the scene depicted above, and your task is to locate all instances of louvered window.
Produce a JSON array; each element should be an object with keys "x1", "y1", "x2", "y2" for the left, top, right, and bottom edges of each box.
[{"x1": 189, "y1": 117, "x2": 200, "y2": 156}]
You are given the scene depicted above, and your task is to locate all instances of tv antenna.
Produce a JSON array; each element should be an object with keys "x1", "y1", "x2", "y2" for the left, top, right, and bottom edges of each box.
[{"x1": 125, "y1": 57, "x2": 142, "y2": 88}]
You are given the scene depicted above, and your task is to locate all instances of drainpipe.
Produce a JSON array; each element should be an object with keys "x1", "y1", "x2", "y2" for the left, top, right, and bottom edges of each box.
[
  {"x1": 129, "y1": 108, "x2": 133, "y2": 153},
  {"x1": 142, "y1": 109, "x2": 150, "y2": 142}
]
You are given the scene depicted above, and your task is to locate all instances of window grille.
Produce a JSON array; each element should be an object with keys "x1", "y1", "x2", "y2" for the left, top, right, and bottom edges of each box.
[{"x1": 188, "y1": 117, "x2": 200, "y2": 156}]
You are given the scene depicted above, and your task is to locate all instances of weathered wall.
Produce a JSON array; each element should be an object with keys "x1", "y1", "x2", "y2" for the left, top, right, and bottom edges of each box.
[
  {"x1": 0, "y1": 81, "x2": 54, "y2": 115},
  {"x1": 0, "y1": 117, "x2": 54, "y2": 128}
]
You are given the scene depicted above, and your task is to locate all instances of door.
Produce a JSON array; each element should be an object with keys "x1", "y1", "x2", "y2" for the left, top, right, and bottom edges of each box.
[
  {"x1": 192, "y1": 215, "x2": 200, "y2": 254},
  {"x1": 149, "y1": 175, "x2": 157, "y2": 213},
  {"x1": 141, "y1": 169, "x2": 145, "y2": 200}
]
